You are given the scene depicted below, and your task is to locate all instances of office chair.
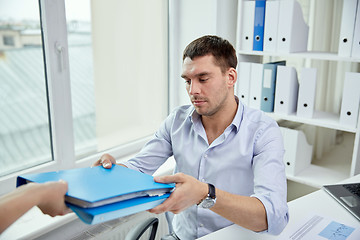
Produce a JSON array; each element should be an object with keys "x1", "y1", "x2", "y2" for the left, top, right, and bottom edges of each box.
[{"x1": 125, "y1": 217, "x2": 159, "y2": 240}]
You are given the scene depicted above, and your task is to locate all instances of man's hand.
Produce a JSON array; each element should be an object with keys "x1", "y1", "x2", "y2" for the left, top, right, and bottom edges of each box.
[
  {"x1": 92, "y1": 153, "x2": 117, "y2": 169},
  {"x1": 148, "y1": 173, "x2": 208, "y2": 214}
]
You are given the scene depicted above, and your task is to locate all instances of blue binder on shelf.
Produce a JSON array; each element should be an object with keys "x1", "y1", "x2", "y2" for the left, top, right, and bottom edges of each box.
[
  {"x1": 260, "y1": 61, "x2": 286, "y2": 112},
  {"x1": 253, "y1": 0, "x2": 266, "y2": 51},
  {"x1": 17, "y1": 165, "x2": 174, "y2": 224}
]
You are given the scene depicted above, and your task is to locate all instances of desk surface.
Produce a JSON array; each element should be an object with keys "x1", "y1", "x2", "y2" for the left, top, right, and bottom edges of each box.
[{"x1": 198, "y1": 175, "x2": 360, "y2": 240}]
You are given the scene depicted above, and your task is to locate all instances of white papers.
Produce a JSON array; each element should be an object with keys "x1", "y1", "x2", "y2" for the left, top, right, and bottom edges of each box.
[{"x1": 282, "y1": 214, "x2": 360, "y2": 240}]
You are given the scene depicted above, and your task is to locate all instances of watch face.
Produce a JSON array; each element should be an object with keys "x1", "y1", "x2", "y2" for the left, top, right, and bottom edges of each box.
[{"x1": 200, "y1": 197, "x2": 216, "y2": 209}]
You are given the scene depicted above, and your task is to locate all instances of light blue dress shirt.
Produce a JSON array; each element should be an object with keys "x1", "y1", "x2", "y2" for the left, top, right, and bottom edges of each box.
[{"x1": 124, "y1": 100, "x2": 289, "y2": 239}]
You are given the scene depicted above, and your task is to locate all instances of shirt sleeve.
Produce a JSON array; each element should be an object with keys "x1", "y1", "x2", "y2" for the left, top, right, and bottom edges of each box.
[
  {"x1": 122, "y1": 110, "x2": 175, "y2": 175},
  {"x1": 250, "y1": 121, "x2": 289, "y2": 235}
]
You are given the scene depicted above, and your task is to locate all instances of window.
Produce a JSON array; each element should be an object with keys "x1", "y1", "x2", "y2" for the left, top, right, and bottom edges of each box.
[
  {"x1": 0, "y1": 0, "x2": 52, "y2": 177},
  {"x1": 0, "y1": 0, "x2": 169, "y2": 195},
  {"x1": 65, "y1": 0, "x2": 169, "y2": 159},
  {"x1": 3, "y1": 35, "x2": 14, "y2": 46}
]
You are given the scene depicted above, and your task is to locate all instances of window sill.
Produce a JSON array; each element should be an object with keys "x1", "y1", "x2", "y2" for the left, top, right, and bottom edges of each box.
[{"x1": 0, "y1": 157, "x2": 175, "y2": 239}]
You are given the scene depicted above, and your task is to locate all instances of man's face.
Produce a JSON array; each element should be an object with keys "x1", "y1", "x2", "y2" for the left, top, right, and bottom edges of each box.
[{"x1": 181, "y1": 55, "x2": 233, "y2": 117}]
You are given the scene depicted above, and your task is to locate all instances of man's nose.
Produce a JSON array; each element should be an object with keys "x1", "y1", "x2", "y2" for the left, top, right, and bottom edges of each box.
[{"x1": 188, "y1": 81, "x2": 200, "y2": 95}]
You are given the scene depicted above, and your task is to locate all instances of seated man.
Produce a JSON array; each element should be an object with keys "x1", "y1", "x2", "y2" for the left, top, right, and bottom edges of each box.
[{"x1": 94, "y1": 35, "x2": 289, "y2": 239}]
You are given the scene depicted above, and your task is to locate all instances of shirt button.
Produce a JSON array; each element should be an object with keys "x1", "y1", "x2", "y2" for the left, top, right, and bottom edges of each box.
[
  {"x1": 201, "y1": 178, "x2": 205, "y2": 182},
  {"x1": 204, "y1": 154, "x2": 208, "y2": 158},
  {"x1": 200, "y1": 223, "x2": 204, "y2": 227}
]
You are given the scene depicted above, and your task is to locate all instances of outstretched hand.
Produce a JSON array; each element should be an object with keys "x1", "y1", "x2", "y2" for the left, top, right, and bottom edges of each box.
[
  {"x1": 37, "y1": 180, "x2": 72, "y2": 217},
  {"x1": 148, "y1": 173, "x2": 208, "y2": 214}
]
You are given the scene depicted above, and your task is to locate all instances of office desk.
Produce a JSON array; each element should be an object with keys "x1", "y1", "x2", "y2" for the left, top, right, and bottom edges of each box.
[{"x1": 198, "y1": 175, "x2": 360, "y2": 240}]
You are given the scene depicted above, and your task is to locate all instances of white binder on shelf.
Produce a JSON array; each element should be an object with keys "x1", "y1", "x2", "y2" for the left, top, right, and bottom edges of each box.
[
  {"x1": 338, "y1": 0, "x2": 358, "y2": 57},
  {"x1": 274, "y1": 65, "x2": 299, "y2": 115},
  {"x1": 296, "y1": 68, "x2": 317, "y2": 119},
  {"x1": 263, "y1": 0, "x2": 280, "y2": 52},
  {"x1": 237, "y1": 62, "x2": 252, "y2": 106},
  {"x1": 351, "y1": 0, "x2": 360, "y2": 58},
  {"x1": 277, "y1": 0, "x2": 309, "y2": 53},
  {"x1": 280, "y1": 127, "x2": 313, "y2": 176},
  {"x1": 249, "y1": 63, "x2": 264, "y2": 109},
  {"x1": 240, "y1": 0, "x2": 256, "y2": 51},
  {"x1": 340, "y1": 72, "x2": 360, "y2": 128}
]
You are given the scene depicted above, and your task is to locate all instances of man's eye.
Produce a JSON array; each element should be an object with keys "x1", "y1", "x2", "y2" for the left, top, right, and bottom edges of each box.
[
  {"x1": 199, "y1": 78, "x2": 208, "y2": 82},
  {"x1": 184, "y1": 80, "x2": 191, "y2": 84}
]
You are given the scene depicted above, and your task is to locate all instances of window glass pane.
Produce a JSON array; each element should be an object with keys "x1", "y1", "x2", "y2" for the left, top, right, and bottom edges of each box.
[
  {"x1": 65, "y1": 0, "x2": 97, "y2": 158},
  {"x1": 65, "y1": 0, "x2": 168, "y2": 158},
  {"x1": 0, "y1": 0, "x2": 52, "y2": 176}
]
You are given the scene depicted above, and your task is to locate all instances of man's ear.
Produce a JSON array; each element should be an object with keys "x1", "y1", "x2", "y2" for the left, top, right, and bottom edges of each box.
[{"x1": 227, "y1": 67, "x2": 237, "y2": 87}]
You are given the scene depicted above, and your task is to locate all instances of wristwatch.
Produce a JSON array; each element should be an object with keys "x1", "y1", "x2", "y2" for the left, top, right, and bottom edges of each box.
[{"x1": 198, "y1": 183, "x2": 216, "y2": 209}]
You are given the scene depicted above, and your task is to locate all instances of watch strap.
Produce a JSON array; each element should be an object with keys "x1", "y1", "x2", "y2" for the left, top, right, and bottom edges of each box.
[{"x1": 207, "y1": 183, "x2": 216, "y2": 199}]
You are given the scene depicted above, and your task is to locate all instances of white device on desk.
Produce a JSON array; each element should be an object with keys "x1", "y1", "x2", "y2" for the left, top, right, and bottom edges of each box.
[{"x1": 323, "y1": 182, "x2": 360, "y2": 221}]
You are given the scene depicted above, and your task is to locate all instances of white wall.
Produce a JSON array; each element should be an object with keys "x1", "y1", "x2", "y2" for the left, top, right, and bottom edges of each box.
[
  {"x1": 169, "y1": 0, "x2": 238, "y2": 110},
  {"x1": 91, "y1": 0, "x2": 168, "y2": 151}
]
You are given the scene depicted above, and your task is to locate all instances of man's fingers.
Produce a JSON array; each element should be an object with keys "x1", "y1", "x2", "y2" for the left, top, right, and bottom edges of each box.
[
  {"x1": 63, "y1": 207, "x2": 73, "y2": 215},
  {"x1": 148, "y1": 195, "x2": 175, "y2": 214},
  {"x1": 91, "y1": 159, "x2": 102, "y2": 167},
  {"x1": 101, "y1": 159, "x2": 113, "y2": 169},
  {"x1": 92, "y1": 154, "x2": 115, "y2": 168},
  {"x1": 154, "y1": 173, "x2": 184, "y2": 184}
]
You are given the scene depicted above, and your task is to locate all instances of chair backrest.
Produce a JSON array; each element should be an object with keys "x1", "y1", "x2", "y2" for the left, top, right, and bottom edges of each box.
[
  {"x1": 125, "y1": 217, "x2": 159, "y2": 240},
  {"x1": 165, "y1": 212, "x2": 174, "y2": 234}
]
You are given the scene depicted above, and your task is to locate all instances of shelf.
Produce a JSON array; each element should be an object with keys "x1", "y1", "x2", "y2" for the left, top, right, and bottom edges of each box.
[
  {"x1": 266, "y1": 111, "x2": 357, "y2": 133},
  {"x1": 237, "y1": 50, "x2": 360, "y2": 63},
  {"x1": 286, "y1": 132, "x2": 354, "y2": 188},
  {"x1": 287, "y1": 164, "x2": 349, "y2": 189}
]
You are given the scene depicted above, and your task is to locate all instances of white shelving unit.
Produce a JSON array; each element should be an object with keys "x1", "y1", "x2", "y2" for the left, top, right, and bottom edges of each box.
[
  {"x1": 236, "y1": 0, "x2": 360, "y2": 189},
  {"x1": 238, "y1": 50, "x2": 360, "y2": 63}
]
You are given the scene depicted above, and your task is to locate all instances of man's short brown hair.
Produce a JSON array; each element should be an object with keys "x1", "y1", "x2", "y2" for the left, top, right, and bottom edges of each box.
[{"x1": 182, "y1": 35, "x2": 237, "y2": 74}]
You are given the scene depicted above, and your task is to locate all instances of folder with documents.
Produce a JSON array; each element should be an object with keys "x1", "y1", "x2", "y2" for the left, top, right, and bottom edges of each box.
[
  {"x1": 351, "y1": 0, "x2": 360, "y2": 58},
  {"x1": 260, "y1": 61, "x2": 286, "y2": 112},
  {"x1": 239, "y1": 0, "x2": 256, "y2": 51},
  {"x1": 274, "y1": 65, "x2": 299, "y2": 115},
  {"x1": 280, "y1": 127, "x2": 313, "y2": 176},
  {"x1": 263, "y1": 0, "x2": 280, "y2": 52},
  {"x1": 296, "y1": 68, "x2": 317, "y2": 119},
  {"x1": 253, "y1": 0, "x2": 266, "y2": 51},
  {"x1": 249, "y1": 63, "x2": 264, "y2": 109},
  {"x1": 17, "y1": 165, "x2": 174, "y2": 208},
  {"x1": 237, "y1": 61, "x2": 252, "y2": 105},
  {"x1": 67, "y1": 193, "x2": 171, "y2": 225},
  {"x1": 17, "y1": 165, "x2": 174, "y2": 224},
  {"x1": 340, "y1": 72, "x2": 360, "y2": 128},
  {"x1": 338, "y1": 0, "x2": 358, "y2": 57},
  {"x1": 277, "y1": 0, "x2": 309, "y2": 53}
]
